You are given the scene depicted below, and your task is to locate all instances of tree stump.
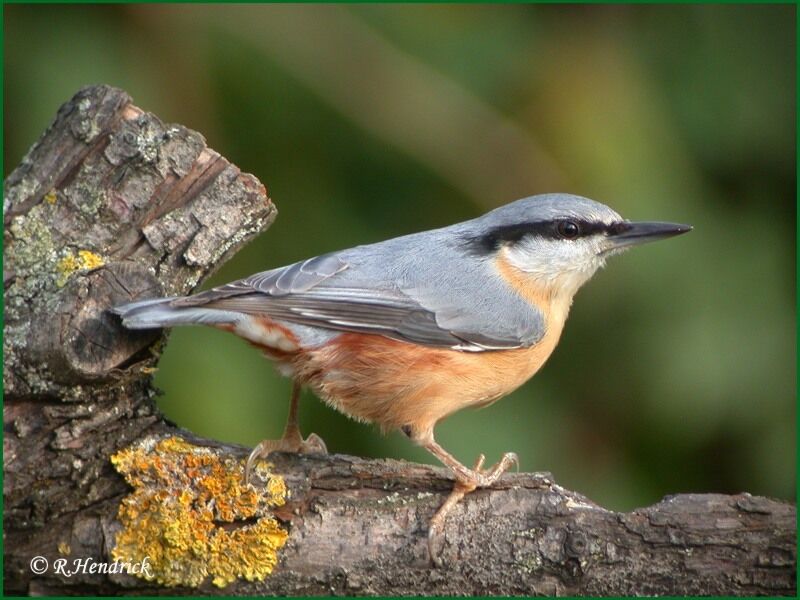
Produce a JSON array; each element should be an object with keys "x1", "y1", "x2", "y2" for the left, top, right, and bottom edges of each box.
[{"x1": 3, "y1": 85, "x2": 796, "y2": 596}]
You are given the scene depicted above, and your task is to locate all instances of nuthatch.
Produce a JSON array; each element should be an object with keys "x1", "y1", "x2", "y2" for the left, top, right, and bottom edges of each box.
[{"x1": 114, "y1": 194, "x2": 691, "y2": 557}]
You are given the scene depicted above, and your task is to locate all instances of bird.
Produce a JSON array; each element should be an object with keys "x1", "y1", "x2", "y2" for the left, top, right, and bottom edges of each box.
[{"x1": 113, "y1": 193, "x2": 691, "y2": 558}]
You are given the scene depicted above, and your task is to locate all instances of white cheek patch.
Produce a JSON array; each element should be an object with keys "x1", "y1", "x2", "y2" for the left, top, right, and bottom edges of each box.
[
  {"x1": 233, "y1": 317, "x2": 299, "y2": 352},
  {"x1": 503, "y1": 238, "x2": 603, "y2": 297}
]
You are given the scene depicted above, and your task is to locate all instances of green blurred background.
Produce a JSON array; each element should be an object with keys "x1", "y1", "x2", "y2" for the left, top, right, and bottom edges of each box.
[{"x1": 5, "y1": 4, "x2": 795, "y2": 510}]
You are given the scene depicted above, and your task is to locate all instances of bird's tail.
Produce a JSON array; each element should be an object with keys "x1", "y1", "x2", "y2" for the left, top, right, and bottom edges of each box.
[{"x1": 111, "y1": 297, "x2": 241, "y2": 329}]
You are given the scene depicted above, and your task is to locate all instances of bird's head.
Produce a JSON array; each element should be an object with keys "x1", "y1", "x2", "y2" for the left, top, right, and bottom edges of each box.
[{"x1": 462, "y1": 194, "x2": 692, "y2": 299}]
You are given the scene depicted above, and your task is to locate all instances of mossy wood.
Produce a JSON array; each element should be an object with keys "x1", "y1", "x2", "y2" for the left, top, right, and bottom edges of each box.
[{"x1": 3, "y1": 85, "x2": 796, "y2": 595}]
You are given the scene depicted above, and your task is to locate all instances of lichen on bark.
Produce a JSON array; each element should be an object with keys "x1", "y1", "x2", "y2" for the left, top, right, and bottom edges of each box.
[{"x1": 111, "y1": 436, "x2": 288, "y2": 588}]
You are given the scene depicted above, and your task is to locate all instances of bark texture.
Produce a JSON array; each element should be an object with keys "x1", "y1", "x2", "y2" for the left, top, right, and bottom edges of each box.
[{"x1": 3, "y1": 85, "x2": 796, "y2": 596}]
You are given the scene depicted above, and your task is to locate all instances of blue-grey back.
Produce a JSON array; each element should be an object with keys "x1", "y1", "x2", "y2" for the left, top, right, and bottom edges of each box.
[{"x1": 168, "y1": 194, "x2": 621, "y2": 349}]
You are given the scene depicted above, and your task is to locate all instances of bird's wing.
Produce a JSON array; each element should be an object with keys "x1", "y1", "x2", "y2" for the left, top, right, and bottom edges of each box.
[{"x1": 174, "y1": 235, "x2": 545, "y2": 351}]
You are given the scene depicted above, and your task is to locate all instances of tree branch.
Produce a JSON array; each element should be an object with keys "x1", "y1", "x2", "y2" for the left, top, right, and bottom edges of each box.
[{"x1": 3, "y1": 85, "x2": 796, "y2": 596}]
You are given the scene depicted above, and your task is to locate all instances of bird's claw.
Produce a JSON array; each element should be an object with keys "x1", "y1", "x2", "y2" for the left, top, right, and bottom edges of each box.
[
  {"x1": 302, "y1": 432, "x2": 328, "y2": 455},
  {"x1": 457, "y1": 451, "x2": 518, "y2": 488},
  {"x1": 427, "y1": 478, "x2": 474, "y2": 567},
  {"x1": 473, "y1": 453, "x2": 486, "y2": 471},
  {"x1": 244, "y1": 432, "x2": 328, "y2": 485},
  {"x1": 428, "y1": 450, "x2": 518, "y2": 566}
]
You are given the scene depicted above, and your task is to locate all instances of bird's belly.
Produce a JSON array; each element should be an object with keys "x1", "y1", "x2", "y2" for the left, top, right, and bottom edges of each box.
[
  {"x1": 292, "y1": 329, "x2": 564, "y2": 432},
  {"x1": 216, "y1": 313, "x2": 565, "y2": 433}
]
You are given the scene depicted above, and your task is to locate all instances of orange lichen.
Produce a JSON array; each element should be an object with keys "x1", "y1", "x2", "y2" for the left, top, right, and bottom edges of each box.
[
  {"x1": 56, "y1": 249, "x2": 106, "y2": 287},
  {"x1": 77, "y1": 249, "x2": 105, "y2": 269},
  {"x1": 110, "y1": 436, "x2": 288, "y2": 588}
]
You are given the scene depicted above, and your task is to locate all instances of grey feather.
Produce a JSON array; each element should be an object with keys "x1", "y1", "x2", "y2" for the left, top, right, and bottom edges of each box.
[
  {"x1": 113, "y1": 195, "x2": 622, "y2": 350},
  {"x1": 113, "y1": 297, "x2": 243, "y2": 329}
]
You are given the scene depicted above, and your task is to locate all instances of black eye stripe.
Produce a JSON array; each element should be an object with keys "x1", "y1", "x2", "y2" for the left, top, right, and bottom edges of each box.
[
  {"x1": 462, "y1": 219, "x2": 630, "y2": 254},
  {"x1": 554, "y1": 219, "x2": 618, "y2": 237}
]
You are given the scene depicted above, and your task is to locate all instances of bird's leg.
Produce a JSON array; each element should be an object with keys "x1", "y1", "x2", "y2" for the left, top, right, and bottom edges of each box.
[
  {"x1": 278, "y1": 380, "x2": 306, "y2": 448},
  {"x1": 403, "y1": 426, "x2": 517, "y2": 564},
  {"x1": 245, "y1": 382, "x2": 327, "y2": 484}
]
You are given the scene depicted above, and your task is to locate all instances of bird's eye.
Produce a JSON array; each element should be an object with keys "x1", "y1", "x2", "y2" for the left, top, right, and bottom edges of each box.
[{"x1": 556, "y1": 220, "x2": 581, "y2": 240}]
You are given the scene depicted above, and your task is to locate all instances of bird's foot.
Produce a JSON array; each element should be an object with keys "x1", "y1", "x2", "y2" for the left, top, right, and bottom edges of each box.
[
  {"x1": 245, "y1": 432, "x2": 327, "y2": 485},
  {"x1": 455, "y1": 451, "x2": 519, "y2": 488},
  {"x1": 427, "y1": 452, "x2": 518, "y2": 566}
]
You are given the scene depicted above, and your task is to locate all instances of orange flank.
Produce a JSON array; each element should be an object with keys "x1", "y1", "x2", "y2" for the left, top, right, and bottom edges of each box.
[{"x1": 294, "y1": 326, "x2": 563, "y2": 435}]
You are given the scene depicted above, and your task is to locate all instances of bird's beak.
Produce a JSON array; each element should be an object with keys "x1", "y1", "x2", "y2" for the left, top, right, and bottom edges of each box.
[{"x1": 603, "y1": 221, "x2": 693, "y2": 253}]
